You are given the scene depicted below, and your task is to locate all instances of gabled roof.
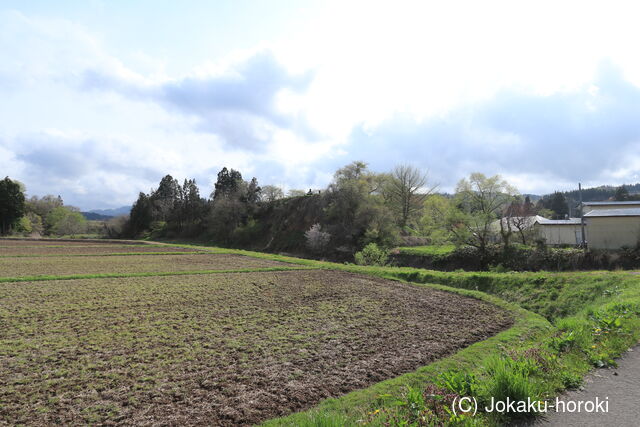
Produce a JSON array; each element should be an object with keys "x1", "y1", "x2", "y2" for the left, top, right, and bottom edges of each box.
[
  {"x1": 493, "y1": 215, "x2": 543, "y2": 231},
  {"x1": 536, "y1": 217, "x2": 582, "y2": 225},
  {"x1": 495, "y1": 215, "x2": 582, "y2": 230},
  {"x1": 584, "y1": 208, "x2": 640, "y2": 217},
  {"x1": 583, "y1": 201, "x2": 640, "y2": 206}
]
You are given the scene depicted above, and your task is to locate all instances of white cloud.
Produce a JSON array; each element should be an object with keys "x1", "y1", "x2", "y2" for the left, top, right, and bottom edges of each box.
[{"x1": 4, "y1": 2, "x2": 640, "y2": 209}]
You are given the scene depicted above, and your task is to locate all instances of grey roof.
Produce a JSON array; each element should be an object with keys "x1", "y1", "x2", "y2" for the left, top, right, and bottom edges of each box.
[
  {"x1": 493, "y1": 216, "x2": 544, "y2": 231},
  {"x1": 584, "y1": 208, "x2": 640, "y2": 217},
  {"x1": 583, "y1": 201, "x2": 640, "y2": 206},
  {"x1": 536, "y1": 217, "x2": 582, "y2": 225}
]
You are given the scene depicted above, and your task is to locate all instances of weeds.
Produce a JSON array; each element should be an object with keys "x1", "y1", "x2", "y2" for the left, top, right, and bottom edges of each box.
[
  {"x1": 481, "y1": 356, "x2": 541, "y2": 413},
  {"x1": 437, "y1": 371, "x2": 478, "y2": 397}
]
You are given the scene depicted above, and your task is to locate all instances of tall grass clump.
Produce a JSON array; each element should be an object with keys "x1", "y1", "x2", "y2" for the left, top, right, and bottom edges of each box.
[{"x1": 480, "y1": 356, "x2": 542, "y2": 418}]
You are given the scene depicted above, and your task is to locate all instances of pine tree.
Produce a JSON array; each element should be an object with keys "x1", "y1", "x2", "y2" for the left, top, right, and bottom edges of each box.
[
  {"x1": 151, "y1": 175, "x2": 180, "y2": 220},
  {"x1": 0, "y1": 177, "x2": 26, "y2": 235},
  {"x1": 614, "y1": 185, "x2": 630, "y2": 201},
  {"x1": 129, "y1": 192, "x2": 153, "y2": 235},
  {"x1": 212, "y1": 168, "x2": 243, "y2": 200},
  {"x1": 548, "y1": 192, "x2": 569, "y2": 219}
]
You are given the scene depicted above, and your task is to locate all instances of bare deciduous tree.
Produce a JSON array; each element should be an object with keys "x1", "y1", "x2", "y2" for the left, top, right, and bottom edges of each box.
[
  {"x1": 449, "y1": 173, "x2": 518, "y2": 255},
  {"x1": 385, "y1": 164, "x2": 437, "y2": 228},
  {"x1": 504, "y1": 196, "x2": 536, "y2": 245},
  {"x1": 261, "y1": 185, "x2": 285, "y2": 202}
]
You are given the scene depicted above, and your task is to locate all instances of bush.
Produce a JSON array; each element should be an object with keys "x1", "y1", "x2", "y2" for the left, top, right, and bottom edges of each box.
[
  {"x1": 103, "y1": 215, "x2": 128, "y2": 238},
  {"x1": 46, "y1": 207, "x2": 88, "y2": 236},
  {"x1": 148, "y1": 221, "x2": 167, "y2": 238},
  {"x1": 229, "y1": 219, "x2": 263, "y2": 247},
  {"x1": 15, "y1": 216, "x2": 32, "y2": 235},
  {"x1": 354, "y1": 243, "x2": 389, "y2": 266}
]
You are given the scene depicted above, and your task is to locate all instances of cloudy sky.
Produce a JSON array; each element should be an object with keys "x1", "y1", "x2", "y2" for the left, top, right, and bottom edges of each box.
[{"x1": 2, "y1": 0, "x2": 640, "y2": 209}]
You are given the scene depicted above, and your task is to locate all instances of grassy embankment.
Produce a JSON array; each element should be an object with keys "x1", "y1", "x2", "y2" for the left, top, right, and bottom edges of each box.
[
  {"x1": 395, "y1": 245, "x2": 457, "y2": 256},
  {"x1": 165, "y1": 241, "x2": 640, "y2": 425}
]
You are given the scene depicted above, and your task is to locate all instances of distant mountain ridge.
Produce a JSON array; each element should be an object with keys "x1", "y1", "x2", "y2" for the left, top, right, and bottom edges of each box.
[
  {"x1": 539, "y1": 183, "x2": 640, "y2": 203},
  {"x1": 81, "y1": 212, "x2": 113, "y2": 221},
  {"x1": 80, "y1": 206, "x2": 130, "y2": 221},
  {"x1": 89, "y1": 206, "x2": 131, "y2": 217}
]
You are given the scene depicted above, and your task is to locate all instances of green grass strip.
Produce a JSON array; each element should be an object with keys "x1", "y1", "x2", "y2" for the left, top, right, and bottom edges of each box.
[
  {"x1": 0, "y1": 244, "x2": 174, "y2": 249},
  {"x1": 0, "y1": 266, "x2": 318, "y2": 283},
  {"x1": 0, "y1": 251, "x2": 208, "y2": 258},
  {"x1": 395, "y1": 244, "x2": 457, "y2": 256}
]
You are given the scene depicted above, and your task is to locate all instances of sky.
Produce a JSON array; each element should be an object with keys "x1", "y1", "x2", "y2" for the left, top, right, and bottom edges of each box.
[{"x1": 2, "y1": 0, "x2": 640, "y2": 210}]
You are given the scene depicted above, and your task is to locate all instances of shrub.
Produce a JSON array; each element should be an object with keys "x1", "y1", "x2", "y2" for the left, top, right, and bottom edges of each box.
[
  {"x1": 232, "y1": 219, "x2": 263, "y2": 246},
  {"x1": 148, "y1": 221, "x2": 167, "y2": 238},
  {"x1": 46, "y1": 206, "x2": 88, "y2": 236},
  {"x1": 103, "y1": 215, "x2": 128, "y2": 238},
  {"x1": 15, "y1": 216, "x2": 32, "y2": 235},
  {"x1": 354, "y1": 243, "x2": 389, "y2": 266}
]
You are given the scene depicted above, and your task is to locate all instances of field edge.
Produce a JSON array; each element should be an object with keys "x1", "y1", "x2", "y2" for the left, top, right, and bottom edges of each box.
[{"x1": 260, "y1": 279, "x2": 548, "y2": 426}]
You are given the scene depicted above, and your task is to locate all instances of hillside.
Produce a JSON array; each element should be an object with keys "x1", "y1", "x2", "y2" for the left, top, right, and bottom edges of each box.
[
  {"x1": 235, "y1": 194, "x2": 327, "y2": 254},
  {"x1": 81, "y1": 212, "x2": 113, "y2": 221},
  {"x1": 539, "y1": 183, "x2": 640, "y2": 202},
  {"x1": 89, "y1": 206, "x2": 130, "y2": 217}
]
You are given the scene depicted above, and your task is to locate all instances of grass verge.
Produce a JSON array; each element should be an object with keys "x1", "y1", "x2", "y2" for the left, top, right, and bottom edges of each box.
[
  {"x1": 0, "y1": 251, "x2": 207, "y2": 258},
  {"x1": 0, "y1": 266, "x2": 316, "y2": 283},
  {"x1": 394, "y1": 245, "x2": 457, "y2": 256}
]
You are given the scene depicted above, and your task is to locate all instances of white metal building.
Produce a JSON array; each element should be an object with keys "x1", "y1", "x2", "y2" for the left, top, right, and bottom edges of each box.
[
  {"x1": 582, "y1": 201, "x2": 640, "y2": 213},
  {"x1": 584, "y1": 208, "x2": 640, "y2": 249},
  {"x1": 533, "y1": 217, "x2": 582, "y2": 246}
]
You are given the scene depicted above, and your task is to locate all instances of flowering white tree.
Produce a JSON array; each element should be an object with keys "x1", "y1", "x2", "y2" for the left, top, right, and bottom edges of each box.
[{"x1": 305, "y1": 223, "x2": 331, "y2": 253}]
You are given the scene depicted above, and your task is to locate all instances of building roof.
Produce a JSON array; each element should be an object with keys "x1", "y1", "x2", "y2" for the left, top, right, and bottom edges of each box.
[
  {"x1": 535, "y1": 217, "x2": 582, "y2": 225},
  {"x1": 584, "y1": 208, "x2": 640, "y2": 218},
  {"x1": 494, "y1": 215, "x2": 582, "y2": 230},
  {"x1": 583, "y1": 201, "x2": 640, "y2": 206},
  {"x1": 493, "y1": 215, "x2": 544, "y2": 232}
]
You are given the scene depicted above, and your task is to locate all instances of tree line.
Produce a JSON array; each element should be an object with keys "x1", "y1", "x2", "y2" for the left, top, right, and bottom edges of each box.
[
  {"x1": 115, "y1": 163, "x2": 575, "y2": 261},
  {"x1": 98, "y1": 163, "x2": 437, "y2": 253},
  {"x1": 0, "y1": 176, "x2": 88, "y2": 236},
  {"x1": 3, "y1": 168, "x2": 636, "y2": 262}
]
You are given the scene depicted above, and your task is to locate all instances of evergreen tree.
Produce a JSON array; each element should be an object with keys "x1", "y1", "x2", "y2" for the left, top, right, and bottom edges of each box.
[
  {"x1": 212, "y1": 167, "x2": 243, "y2": 200},
  {"x1": 548, "y1": 192, "x2": 569, "y2": 219},
  {"x1": 151, "y1": 175, "x2": 180, "y2": 220},
  {"x1": 183, "y1": 179, "x2": 205, "y2": 225},
  {"x1": 244, "y1": 177, "x2": 261, "y2": 205},
  {"x1": 0, "y1": 177, "x2": 26, "y2": 235},
  {"x1": 523, "y1": 195, "x2": 534, "y2": 214},
  {"x1": 129, "y1": 192, "x2": 153, "y2": 235},
  {"x1": 614, "y1": 185, "x2": 630, "y2": 201}
]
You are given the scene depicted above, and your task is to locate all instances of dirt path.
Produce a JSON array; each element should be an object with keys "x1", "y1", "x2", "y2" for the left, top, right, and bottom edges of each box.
[{"x1": 531, "y1": 345, "x2": 640, "y2": 426}]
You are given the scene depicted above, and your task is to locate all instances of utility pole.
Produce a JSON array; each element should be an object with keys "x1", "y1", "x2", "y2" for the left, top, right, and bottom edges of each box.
[{"x1": 579, "y1": 183, "x2": 586, "y2": 248}]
